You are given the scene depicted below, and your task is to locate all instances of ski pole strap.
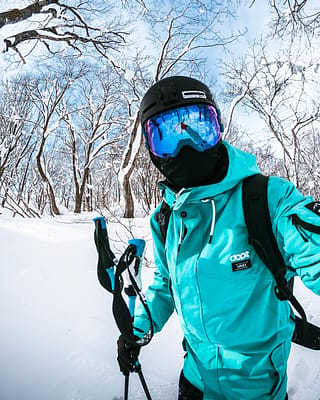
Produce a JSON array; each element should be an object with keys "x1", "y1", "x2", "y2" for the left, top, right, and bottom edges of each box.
[
  {"x1": 93, "y1": 217, "x2": 154, "y2": 346},
  {"x1": 93, "y1": 217, "x2": 116, "y2": 292},
  {"x1": 113, "y1": 246, "x2": 154, "y2": 346},
  {"x1": 125, "y1": 285, "x2": 137, "y2": 318},
  {"x1": 112, "y1": 245, "x2": 139, "y2": 343}
]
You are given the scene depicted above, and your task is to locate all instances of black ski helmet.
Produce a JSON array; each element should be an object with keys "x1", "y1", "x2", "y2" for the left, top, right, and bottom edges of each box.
[{"x1": 139, "y1": 76, "x2": 224, "y2": 132}]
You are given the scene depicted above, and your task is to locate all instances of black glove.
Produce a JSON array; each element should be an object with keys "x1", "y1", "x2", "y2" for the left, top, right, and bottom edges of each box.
[{"x1": 117, "y1": 334, "x2": 141, "y2": 375}]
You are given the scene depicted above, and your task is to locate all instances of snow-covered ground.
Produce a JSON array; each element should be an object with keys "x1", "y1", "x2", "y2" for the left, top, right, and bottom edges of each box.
[{"x1": 0, "y1": 210, "x2": 319, "y2": 400}]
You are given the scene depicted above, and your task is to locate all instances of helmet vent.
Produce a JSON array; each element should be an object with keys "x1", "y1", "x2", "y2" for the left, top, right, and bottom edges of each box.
[{"x1": 182, "y1": 90, "x2": 207, "y2": 100}]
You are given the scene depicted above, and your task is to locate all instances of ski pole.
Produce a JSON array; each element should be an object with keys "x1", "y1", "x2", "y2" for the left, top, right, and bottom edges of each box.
[
  {"x1": 123, "y1": 239, "x2": 152, "y2": 400},
  {"x1": 124, "y1": 362, "x2": 152, "y2": 400},
  {"x1": 93, "y1": 216, "x2": 153, "y2": 399},
  {"x1": 135, "y1": 363, "x2": 152, "y2": 400},
  {"x1": 94, "y1": 216, "x2": 154, "y2": 346},
  {"x1": 124, "y1": 374, "x2": 129, "y2": 400}
]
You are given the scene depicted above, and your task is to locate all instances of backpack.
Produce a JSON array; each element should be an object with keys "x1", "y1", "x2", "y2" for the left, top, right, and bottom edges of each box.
[{"x1": 155, "y1": 174, "x2": 320, "y2": 350}]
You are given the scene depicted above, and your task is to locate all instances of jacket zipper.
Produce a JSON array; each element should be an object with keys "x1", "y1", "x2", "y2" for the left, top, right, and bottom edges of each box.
[
  {"x1": 292, "y1": 214, "x2": 320, "y2": 242},
  {"x1": 168, "y1": 278, "x2": 176, "y2": 310},
  {"x1": 172, "y1": 189, "x2": 186, "y2": 253}
]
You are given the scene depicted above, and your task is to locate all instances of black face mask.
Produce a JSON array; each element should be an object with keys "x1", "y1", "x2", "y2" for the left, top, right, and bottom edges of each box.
[{"x1": 149, "y1": 142, "x2": 228, "y2": 190}]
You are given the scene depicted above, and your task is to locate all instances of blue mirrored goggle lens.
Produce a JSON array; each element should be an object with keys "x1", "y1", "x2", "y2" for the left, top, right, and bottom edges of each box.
[{"x1": 143, "y1": 104, "x2": 221, "y2": 158}]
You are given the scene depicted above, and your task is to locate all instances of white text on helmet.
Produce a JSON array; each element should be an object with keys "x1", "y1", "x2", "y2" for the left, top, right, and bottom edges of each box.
[{"x1": 182, "y1": 90, "x2": 207, "y2": 99}]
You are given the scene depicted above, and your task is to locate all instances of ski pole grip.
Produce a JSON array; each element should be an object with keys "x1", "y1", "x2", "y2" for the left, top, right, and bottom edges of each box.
[
  {"x1": 128, "y1": 296, "x2": 136, "y2": 318},
  {"x1": 125, "y1": 239, "x2": 145, "y2": 294},
  {"x1": 93, "y1": 216, "x2": 107, "y2": 229},
  {"x1": 93, "y1": 216, "x2": 116, "y2": 292},
  {"x1": 128, "y1": 239, "x2": 145, "y2": 257}
]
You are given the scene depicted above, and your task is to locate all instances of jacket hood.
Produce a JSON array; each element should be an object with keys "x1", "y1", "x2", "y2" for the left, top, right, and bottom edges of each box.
[{"x1": 159, "y1": 141, "x2": 261, "y2": 204}]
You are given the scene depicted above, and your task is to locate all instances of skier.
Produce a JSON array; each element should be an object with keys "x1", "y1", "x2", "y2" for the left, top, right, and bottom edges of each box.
[{"x1": 117, "y1": 76, "x2": 320, "y2": 399}]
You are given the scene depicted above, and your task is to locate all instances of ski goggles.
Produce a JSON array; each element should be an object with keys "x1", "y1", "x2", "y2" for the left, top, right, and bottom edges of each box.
[{"x1": 143, "y1": 104, "x2": 222, "y2": 158}]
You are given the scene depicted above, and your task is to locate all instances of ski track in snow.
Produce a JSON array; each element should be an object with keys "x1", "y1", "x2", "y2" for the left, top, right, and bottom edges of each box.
[{"x1": 0, "y1": 210, "x2": 319, "y2": 400}]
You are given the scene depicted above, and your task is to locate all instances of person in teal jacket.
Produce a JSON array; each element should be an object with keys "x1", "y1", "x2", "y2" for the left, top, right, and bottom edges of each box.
[{"x1": 117, "y1": 76, "x2": 320, "y2": 400}]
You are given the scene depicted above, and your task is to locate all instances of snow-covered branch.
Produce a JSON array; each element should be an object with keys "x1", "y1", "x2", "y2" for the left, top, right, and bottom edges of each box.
[{"x1": 0, "y1": 1, "x2": 127, "y2": 63}]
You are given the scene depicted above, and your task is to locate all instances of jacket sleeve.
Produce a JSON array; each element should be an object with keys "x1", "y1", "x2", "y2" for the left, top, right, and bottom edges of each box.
[
  {"x1": 133, "y1": 204, "x2": 175, "y2": 337},
  {"x1": 268, "y1": 176, "x2": 320, "y2": 295}
]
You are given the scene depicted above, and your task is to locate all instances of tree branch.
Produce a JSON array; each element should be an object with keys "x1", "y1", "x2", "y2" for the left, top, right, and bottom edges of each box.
[
  {"x1": 0, "y1": 0, "x2": 59, "y2": 28},
  {"x1": 0, "y1": 1, "x2": 127, "y2": 62}
]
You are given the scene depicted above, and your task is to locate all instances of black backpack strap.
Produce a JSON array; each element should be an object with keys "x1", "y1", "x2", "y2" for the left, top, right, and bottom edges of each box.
[
  {"x1": 242, "y1": 174, "x2": 290, "y2": 295},
  {"x1": 242, "y1": 175, "x2": 320, "y2": 350}
]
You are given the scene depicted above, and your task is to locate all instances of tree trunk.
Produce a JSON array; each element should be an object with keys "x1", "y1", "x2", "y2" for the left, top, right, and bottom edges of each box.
[
  {"x1": 36, "y1": 135, "x2": 60, "y2": 215},
  {"x1": 74, "y1": 166, "x2": 90, "y2": 213},
  {"x1": 123, "y1": 175, "x2": 135, "y2": 218},
  {"x1": 119, "y1": 114, "x2": 142, "y2": 218}
]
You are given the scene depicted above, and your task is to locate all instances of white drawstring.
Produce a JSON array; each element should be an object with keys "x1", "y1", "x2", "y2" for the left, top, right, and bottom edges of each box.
[
  {"x1": 201, "y1": 198, "x2": 216, "y2": 244},
  {"x1": 208, "y1": 199, "x2": 215, "y2": 244},
  {"x1": 178, "y1": 218, "x2": 184, "y2": 251}
]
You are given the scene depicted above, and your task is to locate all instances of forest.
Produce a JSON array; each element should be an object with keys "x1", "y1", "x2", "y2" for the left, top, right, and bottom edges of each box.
[{"x1": 0, "y1": 0, "x2": 319, "y2": 218}]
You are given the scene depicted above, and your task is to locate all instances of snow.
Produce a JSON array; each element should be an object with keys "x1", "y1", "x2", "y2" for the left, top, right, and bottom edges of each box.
[
  {"x1": 0, "y1": 32, "x2": 5, "y2": 52},
  {"x1": 124, "y1": 70, "x2": 135, "y2": 82},
  {"x1": 0, "y1": 210, "x2": 182, "y2": 400},
  {"x1": 0, "y1": 1, "x2": 30, "y2": 13},
  {"x1": 0, "y1": 209, "x2": 319, "y2": 400}
]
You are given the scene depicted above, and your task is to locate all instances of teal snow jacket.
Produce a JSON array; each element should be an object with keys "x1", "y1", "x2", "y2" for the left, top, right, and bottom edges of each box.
[{"x1": 134, "y1": 141, "x2": 320, "y2": 400}]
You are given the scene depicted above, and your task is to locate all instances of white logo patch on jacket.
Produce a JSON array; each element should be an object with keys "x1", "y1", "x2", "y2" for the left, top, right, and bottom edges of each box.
[
  {"x1": 230, "y1": 251, "x2": 252, "y2": 272},
  {"x1": 230, "y1": 251, "x2": 250, "y2": 262}
]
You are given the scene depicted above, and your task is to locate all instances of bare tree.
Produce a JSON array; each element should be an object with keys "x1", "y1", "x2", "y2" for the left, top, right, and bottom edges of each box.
[
  {"x1": 0, "y1": 1, "x2": 245, "y2": 218},
  {"x1": 271, "y1": 0, "x2": 320, "y2": 38},
  {"x1": 297, "y1": 125, "x2": 320, "y2": 198},
  {"x1": 0, "y1": 78, "x2": 40, "y2": 216},
  {"x1": 61, "y1": 69, "x2": 125, "y2": 213},
  {"x1": 0, "y1": 79, "x2": 32, "y2": 183},
  {"x1": 132, "y1": 150, "x2": 162, "y2": 214},
  {"x1": 223, "y1": 40, "x2": 320, "y2": 191},
  {"x1": 117, "y1": 0, "x2": 243, "y2": 217},
  {"x1": 0, "y1": 60, "x2": 128, "y2": 217},
  {"x1": 25, "y1": 61, "x2": 86, "y2": 215},
  {"x1": 0, "y1": 1, "x2": 127, "y2": 63},
  {"x1": 249, "y1": 0, "x2": 320, "y2": 39}
]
